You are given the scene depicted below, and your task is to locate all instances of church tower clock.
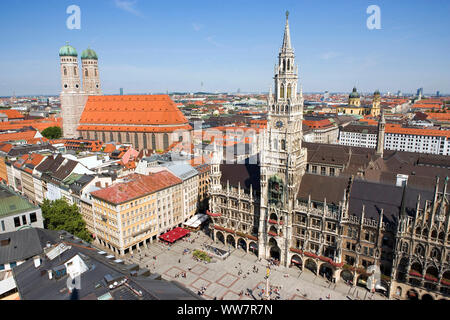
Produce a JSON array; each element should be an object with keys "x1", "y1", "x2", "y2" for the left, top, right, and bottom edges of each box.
[{"x1": 258, "y1": 11, "x2": 308, "y2": 266}]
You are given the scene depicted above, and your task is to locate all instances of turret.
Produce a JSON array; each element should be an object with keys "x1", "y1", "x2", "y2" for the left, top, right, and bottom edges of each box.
[
  {"x1": 59, "y1": 43, "x2": 81, "y2": 94},
  {"x1": 376, "y1": 109, "x2": 385, "y2": 156},
  {"x1": 81, "y1": 48, "x2": 102, "y2": 95}
]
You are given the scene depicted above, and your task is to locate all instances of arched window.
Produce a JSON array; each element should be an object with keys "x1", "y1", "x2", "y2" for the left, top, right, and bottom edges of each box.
[
  {"x1": 282, "y1": 59, "x2": 286, "y2": 71},
  {"x1": 134, "y1": 133, "x2": 139, "y2": 149},
  {"x1": 415, "y1": 227, "x2": 421, "y2": 236},
  {"x1": 431, "y1": 229, "x2": 437, "y2": 239},
  {"x1": 126, "y1": 132, "x2": 130, "y2": 142},
  {"x1": 63, "y1": 67, "x2": 67, "y2": 76},
  {"x1": 85, "y1": 69, "x2": 88, "y2": 77},
  {"x1": 401, "y1": 242, "x2": 409, "y2": 253},
  {"x1": 102, "y1": 132, "x2": 106, "y2": 142},
  {"x1": 280, "y1": 84, "x2": 285, "y2": 99},
  {"x1": 287, "y1": 84, "x2": 292, "y2": 99},
  {"x1": 287, "y1": 59, "x2": 290, "y2": 71},
  {"x1": 430, "y1": 247, "x2": 441, "y2": 260},
  {"x1": 438, "y1": 232, "x2": 445, "y2": 242},
  {"x1": 94, "y1": 131, "x2": 98, "y2": 140},
  {"x1": 143, "y1": 133, "x2": 147, "y2": 149},
  {"x1": 110, "y1": 132, "x2": 113, "y2": 142},
  {"x1": 415, "y1": 244, "x2": 425, "y2": 258},
  {"x1": 74, "y1": 67, "x2": 77, "y2": 76},
  {"x1": 422, "y1": 228, "x2": 428, "y2": 237},
  {"x1": 118, "y1": 132, "x2": 122, "y2": 143},
  {"x1": 152, "y1": 134, "x2": 156, "y2": 150},
  {"x1": 163, "y1": 133, "x2": 169, "y2": 150},
  {"x1": 281, "y1": 139, "x2": 286, "y2": 151}
]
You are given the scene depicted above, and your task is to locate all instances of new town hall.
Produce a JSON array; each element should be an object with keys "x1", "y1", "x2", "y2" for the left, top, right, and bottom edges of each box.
[{"x1": 208, "y1": 13, "x2": 450, "y2": 300}]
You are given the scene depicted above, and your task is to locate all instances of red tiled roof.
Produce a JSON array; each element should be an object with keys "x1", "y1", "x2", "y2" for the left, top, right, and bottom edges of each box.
[
  {"x1": 385, "y1": 124, "x2": 450, "y2": 138},
  {"x1": 78, "y1": 95, "x2": 191, "y2": 131},
  {"x1": 91, "y1": 172, "x2": 182, "y2": 204},
  {"x1": 303, "y1": 119, "x2": 334, "y2": 129},
  {"x1": 77, "y1": 124, "x2": 192, "y2": 133},
  {"x1": 103, "y1": 144, "x2": 116, "y2": 153},
  {"x1": 0, "y1": 130, "x2": 38, "y2": 143},
  {"x1": 0, "y1": 109, "x2": 24, "y2": 119},
  {"x1": 0, "y1": 143, "x2": 13, "y2": 153},
  {"x1": 0, "y1": 118, "x2": 62, "y2": 132}
]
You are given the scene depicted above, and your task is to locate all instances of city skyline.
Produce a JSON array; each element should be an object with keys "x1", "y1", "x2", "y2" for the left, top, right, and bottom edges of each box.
[{"x1": 1, "y1": 0, "x2": 450, "y2": 96}]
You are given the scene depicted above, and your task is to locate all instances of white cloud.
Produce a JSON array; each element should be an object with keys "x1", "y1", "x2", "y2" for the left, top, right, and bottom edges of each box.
[
  {"x1": 206, "y1": 36, "x2": 225, "y2": 48},
  {"x1": 319, "y1": 51, "x2": 341, "y2": 60},
  {"x1": 114, "y1": 0, "x2": 141, "y2": 16},
  {"x1": 192, "y1": 23, "x2": 203, "y2": 32}
]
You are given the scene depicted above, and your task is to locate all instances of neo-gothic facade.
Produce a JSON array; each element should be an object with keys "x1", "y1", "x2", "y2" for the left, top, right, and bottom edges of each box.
[{"x1": 207, "y1": 13, "x2": 450, "y2": 300}]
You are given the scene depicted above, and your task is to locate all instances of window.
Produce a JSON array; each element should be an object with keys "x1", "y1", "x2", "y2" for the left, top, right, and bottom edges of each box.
[
  {"x1": 14, "y1": 217, "x2": 21, "y2": 228},
  {"x1": 162, "y1": 133, "x2": 169, "y2": 150},
  {"x1": 0, "y1": 220, "x2": 4, "y2": 231},
  {"x1": 30, "y1": 212, "x2": 37, "y2": 223},
  {"x1": 312, "y1": 166, "x2": 317, "y2": 174},
  {"x1": 321, "y1": 167, "x2": 326, "y2": 176},
  {"x1": 330, "y1": 168, "x2": 335, "y2": 176},
  {"x1": 10, "y1": 261, "x2": 17, "y2": 268},
  {"x1": 0, "y1": 264, "x2": 4, "y2": 271}
]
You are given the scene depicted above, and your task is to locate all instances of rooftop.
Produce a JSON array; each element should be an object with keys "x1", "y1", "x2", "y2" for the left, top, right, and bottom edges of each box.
[
  {"x1": 0, "y1": 184, "x2": 38, "y2": 218},
  {"x1": 91, "y1": 172, "x2": 182, "y2": 205}
]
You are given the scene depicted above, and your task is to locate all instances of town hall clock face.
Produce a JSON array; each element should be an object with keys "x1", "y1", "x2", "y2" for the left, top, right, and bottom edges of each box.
[{"x1": 275, "y1": 120, "x2": 284, "y2": 129}]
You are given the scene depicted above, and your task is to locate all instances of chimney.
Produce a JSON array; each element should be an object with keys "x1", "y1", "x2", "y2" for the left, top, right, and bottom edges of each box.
[
  {"x1": 396, "y1": 174, "x2": 408, "y2": 187},
  {"x1": 33, "y1": 256, "x2": 41, "y2": 268}
]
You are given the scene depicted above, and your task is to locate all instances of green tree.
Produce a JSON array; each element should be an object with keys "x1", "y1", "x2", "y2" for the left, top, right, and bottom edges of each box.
[
  {"x1": 42, "y1": 199, "x2": 92, "y2": 242},
  {"x1": 41, "y1": 126, "x2": 62, "y2": 139}
]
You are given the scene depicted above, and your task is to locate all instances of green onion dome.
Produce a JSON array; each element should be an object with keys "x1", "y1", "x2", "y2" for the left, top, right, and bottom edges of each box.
[
  {"x1": 81, "y1": 48, "x2": 98, "y2": 60},
  {"x1": 349, "y1": 87, "x2": 360, "y2": 98},
  {"x1": 59, "y1": 44, "x2": 78, "y2": 57}
]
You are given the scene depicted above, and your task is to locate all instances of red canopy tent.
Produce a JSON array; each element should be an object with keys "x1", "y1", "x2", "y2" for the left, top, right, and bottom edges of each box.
[{"x1": 159, "y1": 227, "x2": 190, "y2": 243}]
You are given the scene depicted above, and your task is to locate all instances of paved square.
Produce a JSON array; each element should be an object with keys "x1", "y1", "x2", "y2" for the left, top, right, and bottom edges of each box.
[
  {"x1": 221, "y1": 290, "x2": 241, "y2": 300},
  {"x1": 217, "y1": 273, "x2": 239, "y2": 288},
  {"x1": 291, "y1": 294, "x2": 308, "y2": 300},
  {"x1": 190, "y1": 277, "x2": 212, "y2": 290},
  {"x1": 190, "y1": 264, "x2": 209, "y2": 276},
  {"x1": 122, "y1": 230, "x2": 388, "y2": 301},
  {"x1": 163, "y1": 266, "x2": 184, "y2": 279}
]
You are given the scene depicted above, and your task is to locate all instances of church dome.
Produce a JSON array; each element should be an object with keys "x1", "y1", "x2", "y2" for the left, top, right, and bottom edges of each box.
[
  {"x1": 349, "y1": 87, "x2": 360, "y2": 98},
  {"x1": 374, "y1": 89, "x2": 380, "y2": 96},
  {"x1": 59, "y1": 44, "x2": 78, "y2": 57},
  {"x1": 81, "y1": 48, "x2": 98, "y2": 60}
]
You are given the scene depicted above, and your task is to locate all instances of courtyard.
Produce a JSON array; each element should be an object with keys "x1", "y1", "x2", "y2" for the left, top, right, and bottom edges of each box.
[{"x1": 123, "y1": 230, "x2": 388, "y2": 300}]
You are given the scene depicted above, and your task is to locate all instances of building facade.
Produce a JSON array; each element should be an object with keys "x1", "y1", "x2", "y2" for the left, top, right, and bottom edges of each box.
[
  {"x1": 90, "y1": 172, "x2": 183, "y2": 255},
  {"x1": 59, "y1": 45, "x2": 102, "y2": 138},
  {"x1": 206, "y1": 12, "x2": 450, "y2": 300}
]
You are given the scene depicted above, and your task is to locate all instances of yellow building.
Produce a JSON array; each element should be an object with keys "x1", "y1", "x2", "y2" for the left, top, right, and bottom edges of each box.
[
  {"x1": 336, "y1": 87, "x2": 376, "y2": 116},
  {"x1": 371, "y1": 90, "x2": 381, "y2": 116},
  {"x1": 91, "y1": 172, "x2": 183, "y2": 255}
]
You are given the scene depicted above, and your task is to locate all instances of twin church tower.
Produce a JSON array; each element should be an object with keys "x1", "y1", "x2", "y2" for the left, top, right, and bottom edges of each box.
[{"x1": 59, "y1": 44, "x2": 102, "y2": 138}]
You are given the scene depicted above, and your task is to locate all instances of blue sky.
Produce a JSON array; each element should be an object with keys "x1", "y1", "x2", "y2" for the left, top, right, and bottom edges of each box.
[{"x1": 0, "y1": 0, "x2": 449, "y2": 96}]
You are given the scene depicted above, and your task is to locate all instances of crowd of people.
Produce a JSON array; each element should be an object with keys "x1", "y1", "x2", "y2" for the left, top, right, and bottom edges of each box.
[{"x1": 197, "y1": 286, "x2": 207, "y2": 296}]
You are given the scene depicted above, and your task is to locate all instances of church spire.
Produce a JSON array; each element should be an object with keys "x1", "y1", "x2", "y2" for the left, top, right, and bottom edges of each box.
[{"x1": 281, "y1": 11, "x2": 292, "y2": 52}]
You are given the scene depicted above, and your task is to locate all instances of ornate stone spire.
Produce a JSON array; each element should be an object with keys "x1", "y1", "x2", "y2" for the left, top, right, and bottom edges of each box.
[{"x1": 281, "y1": 11, "x2": 292, "y2": 52}]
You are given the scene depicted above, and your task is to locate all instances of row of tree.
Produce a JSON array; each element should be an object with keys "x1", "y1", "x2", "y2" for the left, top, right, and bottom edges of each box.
[{"x1": 41, "y1": 199, "x2": 92, "y2": 243}]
